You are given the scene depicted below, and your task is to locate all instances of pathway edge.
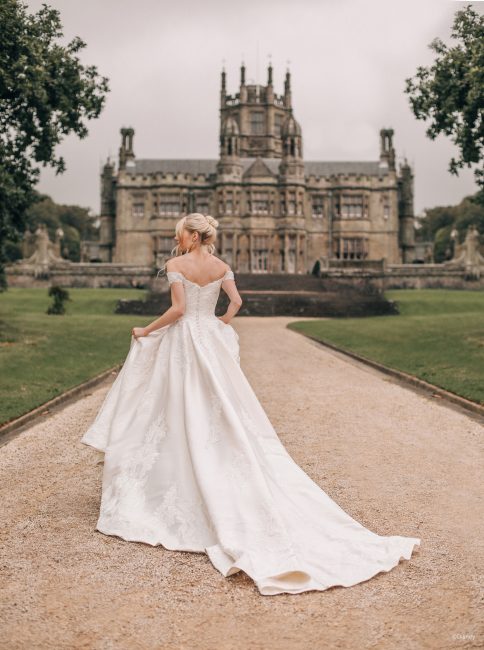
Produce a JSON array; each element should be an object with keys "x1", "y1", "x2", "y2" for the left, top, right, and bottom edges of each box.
[
  {"x1": 0, "y1": 364, "x2": 121, "y2": 441},
  {"x1": 294, "y1": 330, "x2": 484, "y2": 419}
]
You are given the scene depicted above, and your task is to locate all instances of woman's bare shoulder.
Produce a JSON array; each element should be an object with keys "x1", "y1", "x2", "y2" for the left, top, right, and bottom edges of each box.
[
  {"x1": 165, "y1": 254, "x2": 229, "y2": 277},
  {"x1": 164, "y1": 257, "x2": 180, "y2": 272},
  {"x1": 211, "y1": 256, "x2": 231, "y2": 273}
]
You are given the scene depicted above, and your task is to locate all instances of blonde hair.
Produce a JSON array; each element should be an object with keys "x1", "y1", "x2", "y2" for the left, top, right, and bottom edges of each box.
[{"x1": 156, "y1": 213, "x2": 219, "y2": 278}]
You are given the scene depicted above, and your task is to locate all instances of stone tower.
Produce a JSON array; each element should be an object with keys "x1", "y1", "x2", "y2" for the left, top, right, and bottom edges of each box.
[
  {"x1": 397, "y1": 158, "x2": 416, "y2": 263},
  {"x1": 279, "y1": 113, "x2": 304, "y2": 183},
  {"x1": 98, "y1": 158, "x2": 116, "y2": 259},
  {"x1": 118, "y1": 127, "x2": 135, "y2": 170},
  {"x1": 379, "y1": 128, "x2": 396, "y2": 170},
  {"x1": 219, "y1": 63, "x2": 294, "y2": 158}
]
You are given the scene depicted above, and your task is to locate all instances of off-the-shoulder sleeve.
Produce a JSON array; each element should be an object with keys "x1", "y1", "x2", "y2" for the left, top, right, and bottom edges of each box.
[
  {"x1": 223, "y1": 268, "x2": 235, "y2": 281},
  {"x1": 166, "y1": 271, "x2": 184, "y2": 285}
]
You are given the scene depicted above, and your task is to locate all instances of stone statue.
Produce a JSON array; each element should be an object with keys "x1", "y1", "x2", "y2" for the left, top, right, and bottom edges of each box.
[
  {"x1": 15, "y1": 223, "x2": 70, "y2": 278},
  {"x1": 444, "y1": 225, "x2": 484, "y2": 279}
]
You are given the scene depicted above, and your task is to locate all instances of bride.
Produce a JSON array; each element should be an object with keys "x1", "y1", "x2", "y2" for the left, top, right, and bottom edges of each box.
[{"x1": 81, "y1": 212, "x2": 420, "y2": 596}]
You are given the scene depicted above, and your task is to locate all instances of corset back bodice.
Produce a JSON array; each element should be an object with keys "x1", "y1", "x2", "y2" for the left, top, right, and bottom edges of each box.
[{"x1": 166, "y1": 269, "x2": 234, "y2": 322}]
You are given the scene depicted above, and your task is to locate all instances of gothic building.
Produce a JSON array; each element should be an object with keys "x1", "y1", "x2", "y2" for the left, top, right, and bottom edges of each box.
[{"x1": 96, "y1": 64, "x2": 416, "y2": 272}]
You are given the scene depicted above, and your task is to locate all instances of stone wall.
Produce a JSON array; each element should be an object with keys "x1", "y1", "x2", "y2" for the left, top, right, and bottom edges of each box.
[
  {"x1": 6, "y1": 263, "x2": 153, "y2": 289},
  {"x1": 5, "y1": 262, "x2": 484, "y2": 291},
  {"x1": 383, "y1": 264, "x2": 484, "y2": 290}
]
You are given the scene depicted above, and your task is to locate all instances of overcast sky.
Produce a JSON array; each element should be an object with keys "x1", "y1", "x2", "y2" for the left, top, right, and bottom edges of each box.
[{"x1": 25, "y1": 0, "x2": 483, "y2": 216}]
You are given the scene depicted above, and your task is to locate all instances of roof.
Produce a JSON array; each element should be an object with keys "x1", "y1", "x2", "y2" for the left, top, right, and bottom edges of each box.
[
  {"x1": 129, "y1": 159, "x2": 218, "y2": 175},
  {"x1": 127, "y1": 158, "x2": 387, "y2": 178},
  {"x1": 304, "y1": 161, "x2": 385, "y2": 176}
]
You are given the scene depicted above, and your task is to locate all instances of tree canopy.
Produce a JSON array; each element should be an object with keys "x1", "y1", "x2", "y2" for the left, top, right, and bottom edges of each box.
[
  {"x1": 3, "y1": 190, "x2": 99, "y2": 264},
  {"x1": 404, "y1": 4, "x2": 484, "y2": 206},
  {"x1": 0, "y1": 0, "x2": 109, "y2": 289},
  {"x1": 418, "y1": 191, "x2": 484, "y2": 263}
]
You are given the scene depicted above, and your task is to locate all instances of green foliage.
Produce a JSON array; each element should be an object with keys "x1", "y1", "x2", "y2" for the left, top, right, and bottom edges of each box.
[
  {"x1": 418, "y1": 193, "x2": 484, "y2": 262},
  {"x1": 0, "y1": 0, "x2": 109, "y2": 289},
  {"x1": 46, "y1": 285, "x2": 71, "y2": 315},
  {"x1": 3, "y1": 239, "x2": 22, "y2": 262},
  {"x1": 404, "y1": 5, "x2": 484, "y2": 206},
  {"x1": 21, "y1": 191, "x2": 97, "y2": 262},
  {"x1": 0, "y1": 287, "x2": 146, "y2": 424}
]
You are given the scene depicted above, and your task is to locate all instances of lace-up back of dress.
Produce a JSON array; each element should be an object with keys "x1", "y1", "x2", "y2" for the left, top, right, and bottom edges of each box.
[{"x1": 166, "y1": 268, "x2": 235, "y2": 320}]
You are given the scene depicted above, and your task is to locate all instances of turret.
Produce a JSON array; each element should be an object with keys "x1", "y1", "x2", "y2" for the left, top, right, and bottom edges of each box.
[
  {"x1": 279, "y1": 113, "x2": 304, "y2": 182},
  {"x1": 266, "y1": 62, "x2": 274, "y2": 103},
  {"x1": 118, "y1": 127, "x2": 135, "y2": 170},
  {"x1": 397, "y1": 157, "x2": 416, "y2": 262},
  {"x1": 239, "y1": 62, "x2": 247, "y2": 103},
  {"x1": 220, "y1": 116, "x2": 240, "y2": 158},
  {"x1": 281, "y1": 114, "x2": 302, "y2": 158},
  {"x1": 284, "y1": 69, "x2": 292, "y2": 109},
  {"x1": 220, "y1": 67, "x2": 227, "y2": 107},
  {"x1": 219, "y1": 64, "x2": 299, "y2": 158},
  {"x1": 379, "y1": 128, "x2": 395, "y2": 171},
  {"x1": 99, "y1": 157, "x2": 116, "y2": 253},
  {"x1": 217, "y1": 116, "x2": 243, "y2": 181}
]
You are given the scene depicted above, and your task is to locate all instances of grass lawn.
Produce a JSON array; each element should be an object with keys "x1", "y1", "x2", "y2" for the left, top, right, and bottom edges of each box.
[
  {"x1": 0, "y1": 287, "x2": 150, "y2": 426},
  {"x1": 287, "y1": 289, "x2": 484, "y2": 406},
  {"x1": 2, "y1": 287, "x2": 483, "y2": 427}
]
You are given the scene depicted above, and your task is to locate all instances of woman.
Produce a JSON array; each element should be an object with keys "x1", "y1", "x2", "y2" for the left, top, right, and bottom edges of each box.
[{"x1": 81, "y1": 213, "x2": 420, "y2": 596}]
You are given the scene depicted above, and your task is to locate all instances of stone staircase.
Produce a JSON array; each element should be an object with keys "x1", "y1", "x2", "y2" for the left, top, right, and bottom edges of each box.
[{"x1": 116, "y1": 272, "x2": 398, "y2": 318}]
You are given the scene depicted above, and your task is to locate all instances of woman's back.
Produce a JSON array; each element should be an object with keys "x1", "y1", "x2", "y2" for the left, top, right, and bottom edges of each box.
[{"x1": 166, "y1": 253, "x2": 230, "y2": 287}]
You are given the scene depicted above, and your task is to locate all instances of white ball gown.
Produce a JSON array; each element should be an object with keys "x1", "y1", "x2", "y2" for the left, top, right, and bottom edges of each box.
[{"x1": 81, "y1": 267, "x2": 420, "y2": 596}]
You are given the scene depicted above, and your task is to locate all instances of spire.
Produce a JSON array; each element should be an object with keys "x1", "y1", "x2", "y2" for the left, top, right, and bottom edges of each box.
[
  {"x1": 284, "y1": 68, "x2": 291, "y2": 93},
  {"x1": 240, "y1": 61, "x2": 246, "y2": 86},
  {"x1": 284, "y1": 64, "x2": 292, "y2": 109},
  {"x1": 221, "y1": 67, "x2": 226, "y2": 93},
  {"x1": 267, "y1": 62, "x2": 273, "y2": 86},
  {"x1": 220, "y1": 65, "x2": 226, "y2": 108}
]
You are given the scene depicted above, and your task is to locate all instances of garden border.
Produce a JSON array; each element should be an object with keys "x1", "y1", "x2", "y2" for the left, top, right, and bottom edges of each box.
[
  {"x1": 297, "y1": 331, "x2": 484, "y2": 420},
  {"x1": 2, "y1": 328, "x2": 483, "y2": 445},
  {"x1": 0, "y1": 364, "x2": 121, "y2": 445}
]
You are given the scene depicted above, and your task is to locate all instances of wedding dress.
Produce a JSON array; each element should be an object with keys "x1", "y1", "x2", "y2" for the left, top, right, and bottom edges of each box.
[{"x1": 81, "y1": 267, "x2": 420, "y2": 596}]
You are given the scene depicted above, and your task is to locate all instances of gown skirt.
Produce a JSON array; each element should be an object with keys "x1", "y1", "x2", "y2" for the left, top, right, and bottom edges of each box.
[{"x1": 81, "y1": 272, "x2": 420, "y2": 596}]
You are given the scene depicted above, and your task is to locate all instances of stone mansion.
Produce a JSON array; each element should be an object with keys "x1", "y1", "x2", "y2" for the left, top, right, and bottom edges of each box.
[{"x1": 93, "y1": 64, "x2": 416, "y2": 272}]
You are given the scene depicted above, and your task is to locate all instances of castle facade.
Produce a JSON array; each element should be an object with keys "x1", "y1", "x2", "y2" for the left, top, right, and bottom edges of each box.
[{"x1": 95, "y1": 64, "x2": 416, "y2": 272}]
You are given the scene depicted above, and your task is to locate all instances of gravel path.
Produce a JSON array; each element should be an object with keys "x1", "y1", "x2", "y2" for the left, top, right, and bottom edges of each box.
[{"x1": 1, "y1": 317, "x2": 482, "y2": 650}]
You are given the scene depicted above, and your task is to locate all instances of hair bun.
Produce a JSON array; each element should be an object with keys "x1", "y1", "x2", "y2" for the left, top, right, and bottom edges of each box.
[{"x1": 205, "y1": 215, "x2": 219, "y2": 228}]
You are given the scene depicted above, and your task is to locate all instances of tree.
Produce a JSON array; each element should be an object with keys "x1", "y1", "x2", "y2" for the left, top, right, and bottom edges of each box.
[
  {"x1": 0, "y1": 0, "x2": 109, "y2": 290},
  {"x1": 404, "y1": 5, "x2": 484, "y2": 207},
  {"x1": 418, "y1": 191, "x2": 484, "y2": 263},
  {"x1": 22, "y1": 191, "x2": 98, "y2": 262}
]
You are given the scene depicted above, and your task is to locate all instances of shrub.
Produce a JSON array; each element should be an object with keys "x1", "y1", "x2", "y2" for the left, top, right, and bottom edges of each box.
[{"x1": 46, "y1": 285, "x2": 71, "y2": 315}]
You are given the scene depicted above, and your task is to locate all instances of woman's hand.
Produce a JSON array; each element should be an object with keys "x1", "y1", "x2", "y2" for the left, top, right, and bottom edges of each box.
[{"x1": 131, "y1": 326, "x2": 147, "y2": 339}]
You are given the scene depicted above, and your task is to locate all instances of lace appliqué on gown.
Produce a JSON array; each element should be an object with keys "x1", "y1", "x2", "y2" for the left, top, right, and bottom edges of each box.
[
  {"x1": 99, "y1": 422, "x2": 162, "y2": 528},
  {"x1": 151, "y1": 484, "x2": 214, "y2": 546},
  {"x1": 206, "y1": 392, "x2": 224, "y2": 447}
]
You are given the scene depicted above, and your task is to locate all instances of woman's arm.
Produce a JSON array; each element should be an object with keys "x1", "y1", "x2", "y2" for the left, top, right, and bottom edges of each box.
[
  {"x1": 218, "y1": 274, "x2": 243, "y2": 324},
  {"x1": 132, "y1": 266, "x2": 185, "y2": 338}
]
